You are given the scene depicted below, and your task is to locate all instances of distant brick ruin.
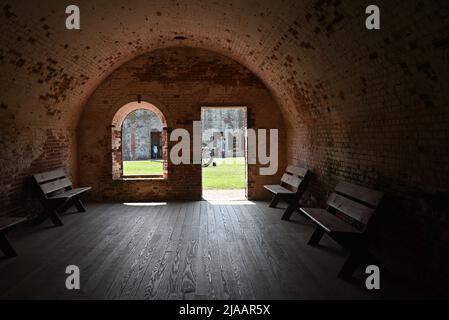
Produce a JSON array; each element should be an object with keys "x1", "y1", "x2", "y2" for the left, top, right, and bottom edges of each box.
[
  {"x1": 201, "y1": 108, "x2": 247, "y2": 158},
  {"x1": 122, "y1": 109, "x2": 163, "y2": 161}
]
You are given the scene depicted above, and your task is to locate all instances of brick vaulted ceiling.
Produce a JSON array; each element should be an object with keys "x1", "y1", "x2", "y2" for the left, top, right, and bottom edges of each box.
[
  {"x1": 3, "y1": 0, "x2": 314, "y2": 129},
  {"x1": 1, "y1": 0, "x2": 445, "y2": 130}
]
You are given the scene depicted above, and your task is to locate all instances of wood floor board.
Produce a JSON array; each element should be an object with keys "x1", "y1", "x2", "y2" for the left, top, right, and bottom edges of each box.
[
  {"x1": 87, "y1": 205, "x2": 166, "y2": 299},
  {"x1": 116, "y1": 204, "x2": 175, "y2": 299},
  {"x1": 0, "y1": 200, "x2": 404, "y2": 299},
  {"x1": 112, "y1": 205, "x2": 170, "y2": 299}
]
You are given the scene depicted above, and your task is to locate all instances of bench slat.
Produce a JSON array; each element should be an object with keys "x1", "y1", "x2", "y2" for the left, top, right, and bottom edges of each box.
[
  {"x1": 33, "y1": 168, "x2": 66, "y2": 184},
  {"x1": 0, "y1": 217, "x2": 27, "y2": 232},
  {"x1": 40, "y1": 177, "x2": 72, "y2": 195},
  {"x1": 327, "y1": 192, "x2": 375, "y2": 225},
  {"x1": 264, "y1": 185, "x2": 294, "y2": 195},
  {"x1": 281, "y1": 173, "x2": 301, "y2": 189},
  {"x1": 286, "y1": 165, "x2": 308, "y2": 178},
  {"x1": 49, "y1": 187, "x2": 92, "y2": 199},
  {"x1": 335, "y1": 181, "x2": 383, "y2": 207},
  {"x1": 300, "y1": 208, "x2": 361, "y2": 233}
]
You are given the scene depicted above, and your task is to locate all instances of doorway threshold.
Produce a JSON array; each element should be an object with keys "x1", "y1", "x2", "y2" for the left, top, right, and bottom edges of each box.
[{"x1": 202, "y1": 189, "x2": 246, "y2": 201}]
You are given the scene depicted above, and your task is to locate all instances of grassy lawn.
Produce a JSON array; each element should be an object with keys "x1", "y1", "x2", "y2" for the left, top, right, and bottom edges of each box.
[
  {"x1": 123, "y1": 158, "x2": 246, "y2": 189},
  {"x1": 202, "y1": 157, "x2": 246, "y2": 189},
  {"x1": 123, "y1": 160, "x2": 163, "y2": 176}
]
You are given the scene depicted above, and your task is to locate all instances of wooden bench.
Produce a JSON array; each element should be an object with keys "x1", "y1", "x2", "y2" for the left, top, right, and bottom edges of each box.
[
  {"x1": 264, "y1": 165, "x2": 311, "y2": 220},
  {"x1": 0, "y1": 217, "x2": 27, "y2": 257},
  {"x1": 33, "y1": 168, "x2": 91, "y2": 226},
  {"x1": 300, "y1": 181, "x2": 384, "y2": 279}
]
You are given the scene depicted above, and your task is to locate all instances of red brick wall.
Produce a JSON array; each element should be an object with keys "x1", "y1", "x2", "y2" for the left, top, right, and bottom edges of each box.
[
  {"x1": 0, "y1": 126, "x2": 76, "y2": 217},
  {"x1": 77, "y1": 47, "x2": 287, "y2": 202}
]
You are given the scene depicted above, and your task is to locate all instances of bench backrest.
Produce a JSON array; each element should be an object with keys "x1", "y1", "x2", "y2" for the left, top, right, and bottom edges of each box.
[
  {"x1": 327, "y1": 181, "x2": 383, "y2": 227},
  {"x1": 33, "y1": 168, "x2": 72, "y2": 197},
  {"x1": 280, "y1": 165, "x2": 310, "y2": 191}
]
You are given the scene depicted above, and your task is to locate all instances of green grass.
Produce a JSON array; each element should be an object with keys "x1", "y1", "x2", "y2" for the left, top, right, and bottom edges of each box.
[
  {"x1": 123, "y1": 158, "x2": 246, "y2": 189},
  {"x1": 202, "y1": 157, "x2": 246, "y2": 190},
  {"x1": 123, "y1": 160, "x2": 163, "y2": 176}
]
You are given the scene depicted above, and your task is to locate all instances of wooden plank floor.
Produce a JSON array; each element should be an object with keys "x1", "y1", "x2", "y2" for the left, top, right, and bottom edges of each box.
[{"x1": 0, "y1": 200, "x2": 412, "y2": 299}]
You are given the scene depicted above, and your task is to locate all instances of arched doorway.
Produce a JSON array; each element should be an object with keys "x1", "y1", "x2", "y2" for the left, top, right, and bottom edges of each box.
[{"x1": 111, "y1": 101, "x2": 168, "y2": 180}]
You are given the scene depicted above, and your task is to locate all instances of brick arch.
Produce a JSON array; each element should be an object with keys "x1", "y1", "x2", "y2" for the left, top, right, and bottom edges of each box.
[
  {"x1": 111, "y1": 101, "x2": 168, "y2": 180},
  {"x1": 112, "y1": 101, "x2": 168, "y2": 129},
  {"x1": 78, "y1": 46, "x2": 286, "y2": 201}
]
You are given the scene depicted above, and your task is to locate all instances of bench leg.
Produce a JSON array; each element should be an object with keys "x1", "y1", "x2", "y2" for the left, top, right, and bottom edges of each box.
[
  {"x1": 33, "y1": 209, "x2": 64, "y2": 227},
  {"x1": 57, "y1": 200, "x2": 73, "y2": 214},
  {"x1": 281, "y1": 197, "x2": 298, "y2": 220},
  {"x1": 281, "y1": 204, "x2": 296, "y2": 220},
  {"x1": 48, "y1": 210, "x2": 64, "y2": 227},
  {"x1": 338, "y1": 252, "x2": 360, "y2": 279},
  {"x1": 74, "y1": 199, "x2": 86, "y2": 212},
  {"x1": 308, "y1": 227, "x2": 325, "y2": 246},
  {"x1": 269, "y1": 194, "x2": 280, "y2": 208},
  {"x1": 32, "y1": 212, "x2": 49, "y2": 225},
  {"x1": 0, "y1": 233, "x2": 17, "y2": 257}
]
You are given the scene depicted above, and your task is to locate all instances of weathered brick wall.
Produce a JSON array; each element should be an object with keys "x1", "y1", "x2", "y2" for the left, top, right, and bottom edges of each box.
[
  {"x1": 279, "y1": 1, "x2": 449, "y2": 290},
  {"x1": 0, "y1": 126, "x2": 76, "y2": 217},
  {"x1": 77, "y1": 47, "x2": 286, "y2": 202}
]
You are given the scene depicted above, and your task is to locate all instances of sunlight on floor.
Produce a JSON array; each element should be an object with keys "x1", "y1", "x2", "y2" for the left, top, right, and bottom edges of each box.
[
  {"x1": 123, "y1": 202, "x2": 167, "y2": 206},
  {"x1": 202, "y1": 189, "x2": 248, "y2": 204},
  {"x1": 205, "y1": 200, "x2": 256, "y2": 205}
]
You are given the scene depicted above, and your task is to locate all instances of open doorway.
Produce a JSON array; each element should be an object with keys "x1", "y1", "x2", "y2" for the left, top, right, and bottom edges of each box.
[{"x1": 201, "y1": 107, "x2": 247, "y2": 200}]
